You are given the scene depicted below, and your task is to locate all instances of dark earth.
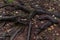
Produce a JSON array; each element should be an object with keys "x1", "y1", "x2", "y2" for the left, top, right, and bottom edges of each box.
[{"x1": 0, "y1": 0, "x2": 60, "y2": 40}]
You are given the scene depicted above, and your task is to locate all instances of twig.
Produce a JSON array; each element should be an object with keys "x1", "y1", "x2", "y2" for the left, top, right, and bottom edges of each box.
[
  {"x1": 27, "y1": 21, "x2": 32, "y2": 40},
  {"x1": 38, "y1": 15, "x2": 59, "y2": 24},
  {"x1": 10, "y1": 27, "x2": 25, "y2": 40},
  {"x1": 36, "y1": 21, "x2": 52, "y2": 35},
  {"x1": 0, "y1": 22, "x2": 6, "y2": 28},
  {"x1": 0, "y1": 16, "x2": 17, "y2": 21},
  {"x1": 16, "y1": 19, "x2": 28, "y2": 25},
  {"x1": 29, "y1": 9, "x2": 60, "y2": 19}
]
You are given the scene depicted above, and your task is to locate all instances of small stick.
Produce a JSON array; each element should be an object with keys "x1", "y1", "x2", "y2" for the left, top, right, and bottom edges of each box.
[
  {"x1": 14, "y1": 4, "x2": 31, "y2": 13},
  {"x1": 36, "y1": 21, "x2": 52, "y2": 35},
  {"x1": 38, "y1": 15, "x2": 59, "y2": 24},
  {"x1": 27, "y1": 21, "x2": 32, "y2": 40},
  {"x1": 10, "y1": 27, "x2": 25, "y2": 40},
  {"x1": 29, "y1": 9, "x2": 60, "y2": 19},
  {"x1": 16, "y1": 19, "x2": 28, "y2": 25},
  {"x1": 0, "y1": 22, "x2": 6, "y2": 28},
  {"x1": 0, "y1": 16, "x2": 17, "y2": 21}
]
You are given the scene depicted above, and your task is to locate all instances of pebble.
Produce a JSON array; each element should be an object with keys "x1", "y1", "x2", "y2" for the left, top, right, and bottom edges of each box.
[
  {"x1": 3, "y1": 11, "x2": 5, "y2": 14},
  {"x1": 41, "y1": 21, "x2": 44, "y2": 23},
  {"x1": 35, "y1": 25, "x2": 38, "y2": 27},
  {"x1": 48, "y1": 28, "x2": 52, "y2": 31},
  {"x1": 0, "y1": 16, "x2": 2, "y2": 17},
  {"x1": 36, "y1": 36, "x2": 39, "y2": 39},
  {"x1": 7, "y1": 28, "x2": 12, "y2": 33},
  {"x1": 6, "y1": 24, "x2": 9, "y2": 26},
  {"x1": 15, "y1": 11, "x2": 19, "y2": 14},
  {"x1": 54, "y1": 17, "x2": 57, "y2": 19},
  {"x1": 50, "y1": 25, "x2": 54, "y2": 29},
  {"x1": 35, "y1": 4, "x2": 39, "y2": 7},
  {"x1": 36, "y1": 15, "x2": 39, "y2": 18},
  {"x1": 56, "y1": 33, "x2": 59, "y2": 36},
  {"x1": 33, "y1": 36, "x2": 36, "y2": 39},
  {"x1": 52, "y1": 15, "x2": 55, "y2": 17},
  {"x1": 54, "y1": 24, "x2": 57, "y2": 26}
]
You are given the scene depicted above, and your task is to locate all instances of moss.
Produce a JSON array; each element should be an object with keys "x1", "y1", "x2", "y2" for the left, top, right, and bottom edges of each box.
[{"x1": 7, "y1": 0, "x2": 14, "y2": 3}]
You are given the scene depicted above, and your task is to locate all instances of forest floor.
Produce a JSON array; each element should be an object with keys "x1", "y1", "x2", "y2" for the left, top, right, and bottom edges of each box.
[{"x1": 0, "y1": 0, "x2": 60, "y2": 40}]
